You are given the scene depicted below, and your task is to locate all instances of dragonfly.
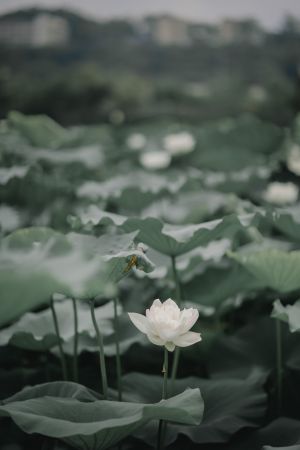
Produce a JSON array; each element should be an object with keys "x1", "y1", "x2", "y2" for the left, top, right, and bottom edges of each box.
[
  {"x1": 123, "y1": 243, "x2": 148, "y2": 274},
  {"x1": 123, "y1": 254, "x2": 139, "y2": 273}
]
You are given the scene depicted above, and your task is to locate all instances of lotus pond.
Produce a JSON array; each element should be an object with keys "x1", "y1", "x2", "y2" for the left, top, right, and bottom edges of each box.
[{"x1": 1, "y1": 111, "x2": 300, "y2": 449}]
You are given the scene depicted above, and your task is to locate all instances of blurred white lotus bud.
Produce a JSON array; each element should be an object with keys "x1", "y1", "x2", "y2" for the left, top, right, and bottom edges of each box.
[
  {"x1": 126, "y1": 133, "x2": 146, "y2": 151},
  {"x1": 139, "y1": 151, "x2": 171, "y2": 170},
  {"x1": 263, "y1": 182, "x2": 299, "y2": 205},
  {"x1": 287, "y1": 144, "x2": 300, "y2": 175},
  {"x1": 0, "y1": 205, "x2": 21, "y2": 232},
  {"x1": 247, "y1": 85, "x2": 268, "y2": 103},
  {"x1": 163, "y1": 132, "x2": 196, "y2": 156},
  {"x1": 128, "y1": 298, "x2": 201, "y2": 352}
]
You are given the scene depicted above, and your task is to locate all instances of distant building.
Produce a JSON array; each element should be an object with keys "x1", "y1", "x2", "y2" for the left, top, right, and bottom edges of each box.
[
  {"x1": 190, "y1": 23, "x2": 219, "y2": 46},
  {"x1": 146, "y1": 16, "x2": 191, "y2": 46},
  {"x1": 218, "y1": 19, "x2": 264, "y2": 45},
  {"x1": 0, "y1": 13, "x2": 70, "y2": 47},
  {"x1": 135, "y1": 16, "x2": 265, "y2": 47}
]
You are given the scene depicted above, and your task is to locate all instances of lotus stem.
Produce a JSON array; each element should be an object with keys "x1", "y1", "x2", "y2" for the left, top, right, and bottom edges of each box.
[
  {"x1": 276, "y1": 318, "x2": 283, "y2": 414},
  {"x1": 114, "y1": 297, "x2": 122, "y2": 401},
  {"x1": 71, "y1": 298, "x2": 79, "y2": 383},
  {"x1": 170, "y1": 255, "x2": 181, "y2": 389},
  {"x1": 171, "y1": 255, "x2": 182, "y2": 306},
  {"x1": 170, "y1": 347, "x2": 180, "y2": 391},
  {"x1": 90, "y1": 299, "x2": 108, "y2": 399},
  {"x1": 50, "y1": 298, "x2": 68, "y2": 381},
  {"x1": 157, "y1": 347, "x2": 168, "y2": 450},
  {"x1": 247, "y1": 226, "x2": 264, "y2": 243}
]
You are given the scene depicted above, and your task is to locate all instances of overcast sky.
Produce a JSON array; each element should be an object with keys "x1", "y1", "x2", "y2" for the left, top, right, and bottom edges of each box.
[{"x1": 0, "y1": 0, "x2": 300, "y2": 29}]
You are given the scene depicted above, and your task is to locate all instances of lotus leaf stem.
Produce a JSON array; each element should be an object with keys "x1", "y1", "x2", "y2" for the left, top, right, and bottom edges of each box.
[
  {"x1": 157, "y1": 347, "x2": 168, "y2": 450},
  {"x1": 50, "y1": 298, "x2": 68, "y2": 381},
  {"x1": 90, "y1": 299, "x2": 108, "y2": 399}
]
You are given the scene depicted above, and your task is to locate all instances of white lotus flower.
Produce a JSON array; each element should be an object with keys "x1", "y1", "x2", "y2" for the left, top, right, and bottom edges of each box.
[
  {"x1": 128, "y1": 298, "x2": 201, "y2": 352},
  {"x1": 126, "y1": 133, "x2": 146, "y2": 151},
  {"x1": 163, "y1": 132, "x2": 195, "y2": 156},
  {"x1": 139, "y1": 151, "x2": 171, "y2": 170},
  {"x1": 263, "y1": 182, "x2": 299, "y2": 205}
]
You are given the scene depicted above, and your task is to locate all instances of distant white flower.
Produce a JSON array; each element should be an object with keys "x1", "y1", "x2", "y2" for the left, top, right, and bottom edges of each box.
[
  {"x1": 128, "y1": 298, "x2": 201, "y2": 352},
  {"x1": 163, "y1": 132, "x2": 196, "y2": 156},
  {"x1": 263, "y1": 182, "x2": 299, "y2": 205},
  {"x1": 185, "y1": 82, "x2": 210, "y2": 99},
  {"x1": 247, "y1": 85, "x2": 268, "y2": 103},
  {"x1": 0, "y1": 205, "x2": 21, "y2": 232},
  {"x1": 287, "y1": 144, "x2": 300, "y2": 176},
  {"x1": 139, "y1": 151, "x2": 171, "y2": 170},
  {"x1": 126, "y1": 133, "x2": 146, "y2": 151}
]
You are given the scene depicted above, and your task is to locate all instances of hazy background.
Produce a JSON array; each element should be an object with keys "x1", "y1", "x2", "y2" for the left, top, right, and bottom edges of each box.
[
  {"x1": 0, "y1": 0, "x2": 300, "y2": 125},
  {"x1": 2, "y1": 6, "x2": 300, "y2": 450},
  {"x1": 1, "y1": 0, "x2": 300, "y2": 29}
]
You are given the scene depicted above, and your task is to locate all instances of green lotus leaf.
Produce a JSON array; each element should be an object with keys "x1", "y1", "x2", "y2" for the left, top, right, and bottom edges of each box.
[
  {"x1": 267, "y1": 206, "x2": 300, "y2": 243},
  {"x1": 0, "y1": 381, "x2": 203, "y2": 450},
  {"x1": 229, "y1": 248, "x2": 300, "y2": 293},
  {"x1": 189, "y1": 115, "x2": 283, "y2": 172},
  {"x1": 8, "y1": 111, "x2": 68, "y2": 148},
  {"x1": 176, "y1": 238, "x2": 232, "y2": 282},
  {"x1": 110, "y1": 371, "x2": 266, "y2": 446},
  {"x1": 67, "y1": 231, "x2": 155, "y2": 282},
  {"x1": 0, "y1": 300, "x2": 116, "y2": 351},
  {"x1": 77, "y1": 171, "x2": 186, "y2": 201},
  {"x1": 201, "y1": 166, "x2": 271, "y2": 196},
  {"x1": 115, "y1": 187, "x2": 166, "y2": 213},
  {"x1": 77, "y1": 206, "x2": 262, "y2": 256},
  {"x1": 0, "y1": 228, "x2": 117, "y2": 326},
  {"x1": 3, "y1": 226, "x2": 71, "y2": 254},
  {"x1": 136, "y1": 238, "x2": 232, "y2": 284},
  {"x1": 30, "y1": 145, "x2": 103, "y2": 169},
  {"x1": 2, "y1": 381, "x2": 101, "y2": 403},
  {"x1": 141, "y1": 190, "x2": 234, "y2": 225},
  {"x1": 60, "y1": 312, "x2": 146, "y2": 356},
  {"x1": 208, "y1": 317, "x2": 300, "y2": 379},
  {"x1": 183, "y1": 261, "x2": 263, "y2": 313},
  {"x1": 0, "y1": 227, "x2": 155, "y2": 327},
  {"x1": 264, "y1": 446, "x2": 300, "y2": 450}
]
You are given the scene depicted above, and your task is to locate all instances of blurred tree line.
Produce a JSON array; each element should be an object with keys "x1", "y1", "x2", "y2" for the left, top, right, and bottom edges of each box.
[{"x1": 0, "y1": 8, "x2": 299, "y2": 125}]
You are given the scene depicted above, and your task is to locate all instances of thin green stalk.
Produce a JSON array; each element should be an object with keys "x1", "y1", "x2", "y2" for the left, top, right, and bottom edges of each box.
[
  {"x1": 90, "y1": 300, "x2": 108, "y2": 399},
  {"x1": 162, "y1": 348, "x2": 168, "y2": 400},
  {"x1": 50, "y1": 298, "x2": 68, "y2": 381},
  {"x1": 113, "y1": 298, "x2": 122, "y2": 401},
  {"x1": 276, "y1": 319, "x2": 283, "y2": 414},
  {"x1": 157, "y1": 348, "x2": 168, "y2": 450},
  {"x1": 170, "y1": 348, "x2": 180, "y2": 392},
  {"x1": 171, "y1": 255, "x2": 182, "y2": 306},
  {"x1": 247, "y1": 226, "x2": 264, "y2": 244},
  {"x1": 71, "y1": 298, "x2": 79, "y2": 383},
  {"x1": 170, "y1": 255, "x2": 182, "y2": 389}
]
